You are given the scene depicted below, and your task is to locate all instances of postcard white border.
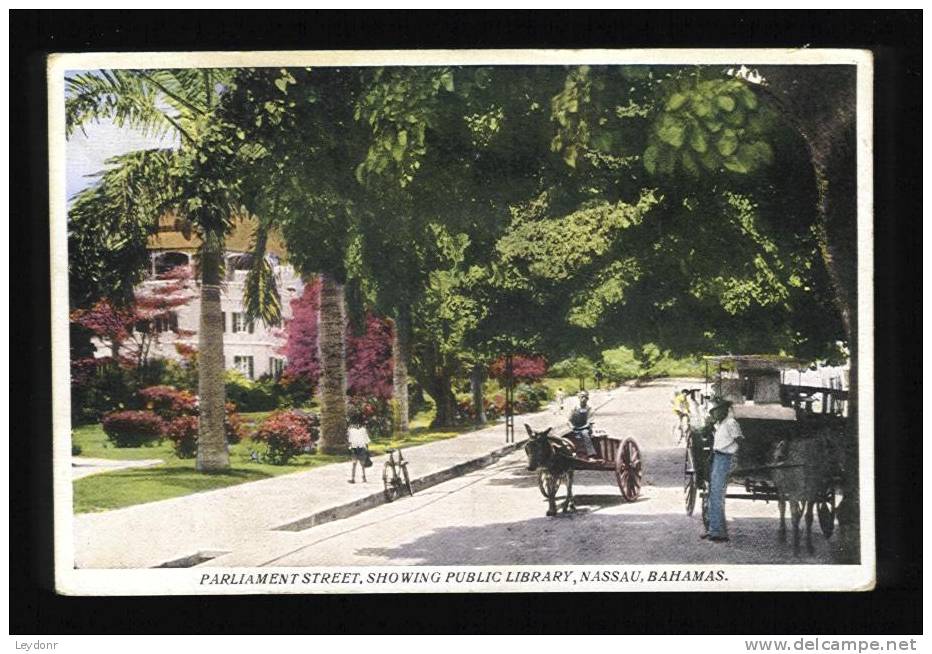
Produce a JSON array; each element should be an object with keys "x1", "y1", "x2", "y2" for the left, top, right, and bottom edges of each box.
[{"x1": 48, "y1": 48, "x2": 875, "y2": 595}]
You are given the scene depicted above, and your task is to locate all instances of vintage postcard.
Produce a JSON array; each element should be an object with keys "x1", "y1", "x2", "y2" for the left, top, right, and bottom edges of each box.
[{"x1": 49, "y1": 48, "x2": 874, "y2": 595}]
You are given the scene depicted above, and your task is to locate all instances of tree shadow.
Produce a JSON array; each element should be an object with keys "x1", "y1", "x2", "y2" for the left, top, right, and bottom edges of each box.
[
  {"x1": 98, "y1": 466, "x2": 275, "y2": 490},
  {"x1": 641, "y1": 447, "x2": 692, "y2": 489},
  {"x1": 491, "y1": 448, "x2": 691, "y2": 492},
  {"x1": 354, "y1": 512, "x2": 845, "y2": 566}
]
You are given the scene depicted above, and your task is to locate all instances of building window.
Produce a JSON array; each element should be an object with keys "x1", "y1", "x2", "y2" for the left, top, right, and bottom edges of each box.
[
  {"x1": 153, "y1": 251, "x2": 190, "y2": 277},
  {"x1": 231, "y1": 312, "x2": 254, "y2": 334},
  {"x1": 269, "y1": 357, "x2": 285, "y2": 379},
  {"x1": 153, "y1": 312, "x2": 178, "y2": 333},
  {"x1": 234, "y1": 355, "x2": 254, "y2": 379},
  {"x1": 226, "y1": 254, "x2": 254, "y2": 281}
]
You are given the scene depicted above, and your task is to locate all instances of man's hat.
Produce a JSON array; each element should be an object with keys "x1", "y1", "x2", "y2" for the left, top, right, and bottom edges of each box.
[
  {"x1": 578, "y1": 390, "x2": 589, "y2": 399},
  {"x1": 708, "y1": 397, "x2": 733, "y2": 413}
]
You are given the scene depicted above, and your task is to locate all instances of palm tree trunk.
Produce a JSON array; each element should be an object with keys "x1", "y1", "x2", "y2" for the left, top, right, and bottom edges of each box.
[
  {"x1": 392, "y1": 309, "x2": 411, "y2": 433},
  {"x1": 196, "y1": 247, "x2": 229, "y2": 472},
  {"x1": 318, "y1": 273, "x2": 348, "y2": 453}
]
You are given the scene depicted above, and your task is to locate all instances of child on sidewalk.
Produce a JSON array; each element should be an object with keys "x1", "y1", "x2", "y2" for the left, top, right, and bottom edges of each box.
[{"x1": 347, "y1": 420, "x2": 372, "y2": 483}]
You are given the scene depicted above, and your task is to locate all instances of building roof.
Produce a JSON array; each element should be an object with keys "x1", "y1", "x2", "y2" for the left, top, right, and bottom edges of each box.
[{"x1": 147, "y1": 213, "x2": 288, "y2": 258}]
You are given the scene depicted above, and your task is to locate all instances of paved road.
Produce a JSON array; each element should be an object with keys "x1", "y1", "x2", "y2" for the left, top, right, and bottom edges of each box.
[{"x1": 205, "y1": 379, "x2": 845, "y2": 567}]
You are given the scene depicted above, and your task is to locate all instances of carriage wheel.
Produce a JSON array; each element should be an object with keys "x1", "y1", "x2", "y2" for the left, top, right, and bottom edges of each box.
[
  {"x1": 537, "y1": 470, "x2": 563, "y2": 497},
  {"x1": 817, "y1": 489, "x2": 836, "y2": 538},
  {"x1": 684, "y1": 446, "x2": 697, "y2": 516},
  {"x1": 537, "y1": 470, "x2": 549, "y2": 497},
  {"x1": 615, "y1": 438, "x2": 642, "y2": 502}
]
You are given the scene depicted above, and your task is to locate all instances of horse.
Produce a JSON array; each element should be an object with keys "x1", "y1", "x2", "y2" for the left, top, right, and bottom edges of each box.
[
  {"x1": 772, "y1": 430, "x2": 844, "y2": 554},
  {"x1": 523, "y1": 424, "x2": 578, "y2": 517}
]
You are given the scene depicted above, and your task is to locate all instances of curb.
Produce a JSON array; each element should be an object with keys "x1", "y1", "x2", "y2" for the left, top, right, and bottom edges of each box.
[{"x1": 271, "y1": 438, "x2": 528, "y2": 533}]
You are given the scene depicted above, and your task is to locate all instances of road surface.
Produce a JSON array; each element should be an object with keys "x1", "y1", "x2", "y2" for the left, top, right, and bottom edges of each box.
[{"x1": 204, "y1": 379, "x2": 846, "y2": 567}]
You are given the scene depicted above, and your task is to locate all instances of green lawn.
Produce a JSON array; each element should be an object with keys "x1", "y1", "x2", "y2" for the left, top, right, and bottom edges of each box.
[{"x1": 72, "y1": 407, "x2": 473, "y2": 513}]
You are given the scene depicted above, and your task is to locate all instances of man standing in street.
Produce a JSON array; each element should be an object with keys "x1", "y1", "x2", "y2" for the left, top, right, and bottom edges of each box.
[{"x1": 702, "y1": 398, "x2": 743, "y2": 542}]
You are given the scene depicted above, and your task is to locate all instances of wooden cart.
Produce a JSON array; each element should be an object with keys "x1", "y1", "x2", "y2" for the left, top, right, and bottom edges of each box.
[
  {"x1": 538, "y1": 428, "x2": 643, "y2": 502},
  {"x1": 683, "y1": 356, "x2": 847, "y2": 550}
]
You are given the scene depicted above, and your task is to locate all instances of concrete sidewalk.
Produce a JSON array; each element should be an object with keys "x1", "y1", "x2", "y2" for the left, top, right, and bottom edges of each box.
[
  {"x1": 72, "y1": 457, "x2": 164, "y2": 479},
  {"x1": 73, "y1": 396, "x2": 613, "y2": 569}
]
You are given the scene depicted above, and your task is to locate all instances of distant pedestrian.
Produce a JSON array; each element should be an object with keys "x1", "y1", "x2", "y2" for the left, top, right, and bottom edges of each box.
[
  {"x1": 347, "y1": 422, "x2": 372, "y2": 484},
  {"x1": 554, "y1": 387, "x2": 566, "y2": 414}
]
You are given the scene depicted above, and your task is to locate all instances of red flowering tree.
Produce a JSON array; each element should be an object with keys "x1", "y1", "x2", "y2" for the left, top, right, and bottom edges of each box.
[
  {"x1": 488, "y1": 355, "x2": 548, "y2": 383},
  {"x1": 70, "y1": 265, "x2": 196, "y2": 378},
  {"x1": 127, "y1": 265, "x2": 196, "y2": 371},
  {"x1": 70, "y1": 299, "x2": 134, "y2": 361},
  {"x1": 282, "y1": 277, "x2": 322, "y2": 386},
  {"x1": 282, "y1": 278, "x2": 394, "y2": 398},
  {"x1": 346, "y1": 314, "x2": 394, "y2": 399}
]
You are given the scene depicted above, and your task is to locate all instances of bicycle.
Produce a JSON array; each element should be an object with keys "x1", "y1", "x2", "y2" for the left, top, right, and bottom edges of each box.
[{"x1": 382, "y1": 448, "x2": 413, "y2": 502}]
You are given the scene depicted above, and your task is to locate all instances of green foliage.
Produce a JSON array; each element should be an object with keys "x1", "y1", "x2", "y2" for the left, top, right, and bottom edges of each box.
[
  {"x1": 224, "y1": 370, "x2": 279, "y2": 412},
  {"x1": 549, "y1": 356, "x2": 596, "y2": 382},
  {"x1": 67, "y1": 149, "x2": 181, "y2": 309},
  {"x1": 644, "y1": 76, "x2": 776, "y2": 177},
  {"x1": 353, "y1": 67, "x2": 458, "y2": 188},
  {"x1": 71, "y1": 361, "x2": 141, "y2": 425}
]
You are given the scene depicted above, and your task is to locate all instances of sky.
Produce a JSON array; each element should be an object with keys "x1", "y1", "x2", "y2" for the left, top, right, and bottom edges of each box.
[
  {"x1": 66, "y1": 118, "x2": 178, "y2": 200},
  {"x1": 65, "y1": 70, "x2": 179, "y2": 200}
]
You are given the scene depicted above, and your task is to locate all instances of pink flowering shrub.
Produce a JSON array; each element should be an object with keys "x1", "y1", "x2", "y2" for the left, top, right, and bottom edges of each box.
[
  {"x1": 252, "y1": 410, "x2": 320, "y2": 464},
  {"x1": 101, "y1": 410, "x2": 164, "y2": 447},
  {"x1": 164, "y1": 404, "x2": 245, "y2": 458},
  {"x1": 138, "y1": 385, "x2": 198, "y2": 421},
  {"x1": 165, "y1": 415, "x2": 199, "y2": 458}
]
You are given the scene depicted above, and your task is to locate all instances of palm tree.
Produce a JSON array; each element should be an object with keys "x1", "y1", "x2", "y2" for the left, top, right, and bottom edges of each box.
[
  {"x1": 317, "y1": 274, "x2": 349, "y2": 452},
  {"x1": 67, "y1": 69, "x2": 236, "y2": 471}
]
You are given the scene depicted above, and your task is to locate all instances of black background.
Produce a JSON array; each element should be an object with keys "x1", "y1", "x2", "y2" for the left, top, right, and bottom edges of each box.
[{"x1": 10, "y1": 10, "x2": 922, "y2": 635}]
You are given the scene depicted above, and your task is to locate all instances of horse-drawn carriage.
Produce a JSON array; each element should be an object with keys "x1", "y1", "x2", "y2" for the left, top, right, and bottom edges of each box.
[
  {"x1": 683, "y1": 355, "x2": 848, "y2": 552},
  {"x1": 524, "y1": 421, "x2": 642, "y2": 517}
]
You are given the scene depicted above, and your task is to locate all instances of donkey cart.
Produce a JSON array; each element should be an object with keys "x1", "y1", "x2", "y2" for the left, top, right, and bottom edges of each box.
[{"x1": 524, "y1": 423, "x2": 642, "y2": 517}]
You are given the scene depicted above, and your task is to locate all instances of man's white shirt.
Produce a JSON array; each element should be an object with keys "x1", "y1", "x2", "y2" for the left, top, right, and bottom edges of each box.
[{"x1": 712, "y1": 414, "x2": 743, "y2": 454}]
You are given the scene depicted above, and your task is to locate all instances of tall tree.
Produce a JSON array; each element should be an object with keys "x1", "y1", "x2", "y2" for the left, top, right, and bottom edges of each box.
[
  {"x1": 352, "y1": 66, "x2": 573, "y2": 426},
  {"x1": 66, "y1": 68, "x2": 238, "y2": 471},
  {"x1": 215, "y1": 68, "x2": 373, "y2": 450}
]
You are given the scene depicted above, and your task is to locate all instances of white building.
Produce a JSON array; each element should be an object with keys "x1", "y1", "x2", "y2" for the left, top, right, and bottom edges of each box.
[{"x1": 97, "y1": 214, "x2": 304, "y2": 380}]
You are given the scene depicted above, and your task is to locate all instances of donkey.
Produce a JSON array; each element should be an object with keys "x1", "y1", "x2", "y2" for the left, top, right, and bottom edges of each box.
[{"x1": 524, "y1": 424, "x2": 577, "y2": 517}]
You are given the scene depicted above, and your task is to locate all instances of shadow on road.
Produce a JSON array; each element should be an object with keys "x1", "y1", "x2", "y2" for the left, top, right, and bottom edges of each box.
[
  {"x1": 641, "y1": 447, "x2": 691, "y2": 489},
  {"x1": 487, "y1": 450, "x2": 691, "y2": 492},
  {"x1": 354, "y1": 511, "x2": 844, "y2": 566}
]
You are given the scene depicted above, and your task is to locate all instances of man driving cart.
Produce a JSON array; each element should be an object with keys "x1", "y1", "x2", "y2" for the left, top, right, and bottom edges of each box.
[{"x1": 567, "y1": 390, "x2": 598, "y2": 458}]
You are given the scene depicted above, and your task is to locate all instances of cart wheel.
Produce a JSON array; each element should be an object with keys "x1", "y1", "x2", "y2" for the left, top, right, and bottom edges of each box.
[
  {"x1": 537, "y1": 470, "x2": 564, "y2": 497},
  {"x1": 615, "y1": 438, "x2": 642, "y2": 502},
  {"x1": 684, "y1": 445, "x2": 697, "y2": 516},
  {"x1": 817, "y1": 489, "x2": 836, "y2": 538},
  {"x1": 382, "y1": 463, "x2": 398, "y2": 503}
]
